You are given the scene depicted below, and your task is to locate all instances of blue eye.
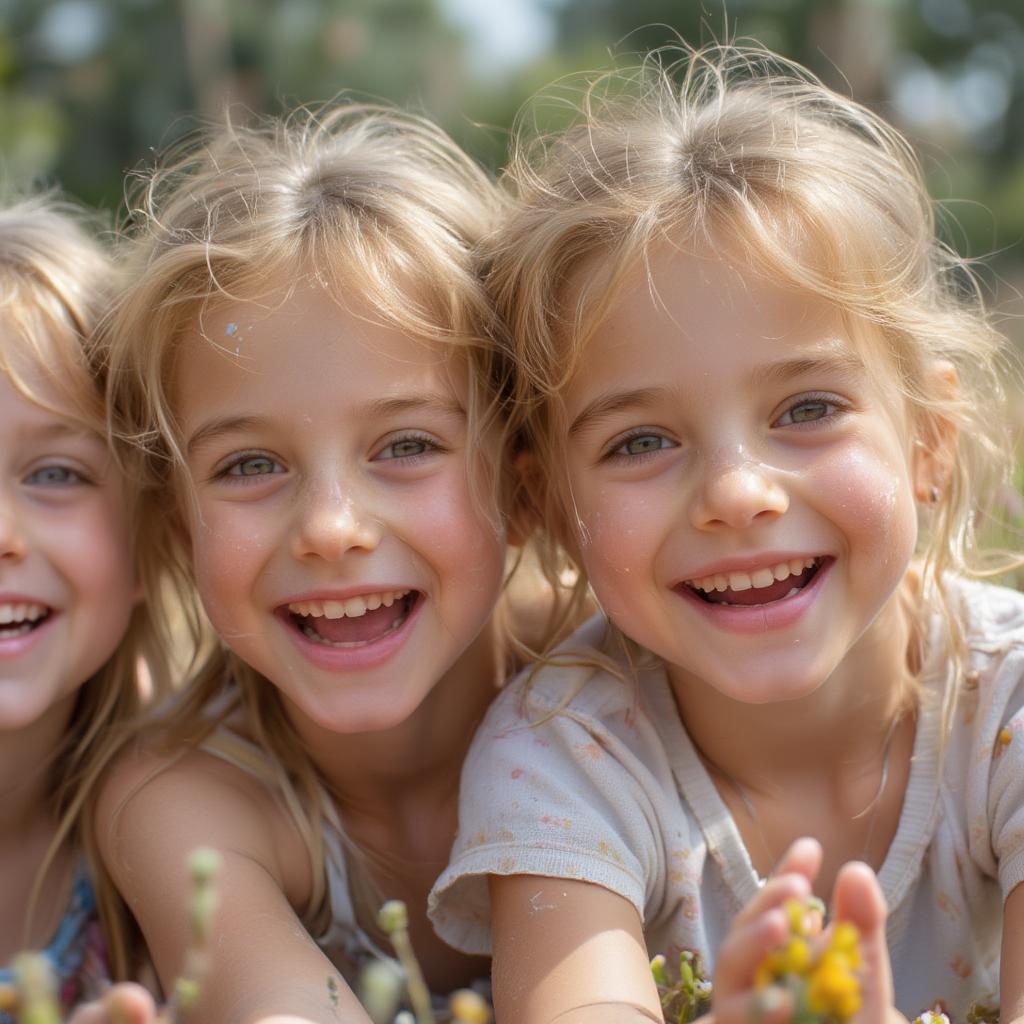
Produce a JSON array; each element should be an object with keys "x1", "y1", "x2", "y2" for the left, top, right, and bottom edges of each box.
[
  {"x1": 26, "y1": 465, "x2": 83, "y2": 486},
  {"x1": 225, "y1": 455, "x2": 280, "y2": 478}
]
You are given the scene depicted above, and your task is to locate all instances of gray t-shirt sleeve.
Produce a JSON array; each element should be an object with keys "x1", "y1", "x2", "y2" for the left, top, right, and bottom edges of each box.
[{"x1": 428, "y1": 656, "x2": 664, "y2": 956}]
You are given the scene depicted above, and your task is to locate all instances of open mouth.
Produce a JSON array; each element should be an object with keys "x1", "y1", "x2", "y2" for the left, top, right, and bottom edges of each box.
[
  {"x1": 285, "y1": 589, "x2": 419, "y2": 647},
  {"x1": 681, "y1": 557, "x2": 826, "y2": 607},
  {"x1": 0, "y1": 602, "x2": 53, "y2": 640}
]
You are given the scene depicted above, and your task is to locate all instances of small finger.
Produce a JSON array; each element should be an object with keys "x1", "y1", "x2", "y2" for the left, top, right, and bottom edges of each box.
[
  {"x1": 715, "y1": 906, "x2": 790, "y2": 996},
  {"x1": 733, "y1": 871, "x2": 811, "y2": 931},
  {"x1": 713, "y1": 985, "x2": 794, "y2": 1024},
  {"x1": 771, "y1": 837, "x2": 822, "y2": 883},
  {"x1": 103, "y1": 983, "x2": 158, "y2": 1024},
  {"x1": 831, "y1": 861, "x2": 887, "y2": 935},
  {"x1": 67, "y1": 1005, "x2": 106, "y2": 1024}
]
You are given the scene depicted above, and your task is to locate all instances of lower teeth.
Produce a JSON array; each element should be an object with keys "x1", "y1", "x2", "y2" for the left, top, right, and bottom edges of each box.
[{"x1": 0, "y1": 622, "x2": 35, "y2": 639}]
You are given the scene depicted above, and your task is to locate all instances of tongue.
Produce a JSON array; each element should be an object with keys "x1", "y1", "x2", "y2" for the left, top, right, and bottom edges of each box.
[
  {"x1": 704, "y1": 565, "x2": 815, "y2": 606},
  {"x1": 300, "y1": 601, "x2": 408, "y2": 644}
]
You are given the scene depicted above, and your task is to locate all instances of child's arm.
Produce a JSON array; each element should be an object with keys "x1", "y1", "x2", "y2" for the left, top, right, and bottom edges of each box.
[
  {"x1": 95, "y1": 747, "x2": 373, "y2": 1024},
  {"x1": 1001, "y1": 883, "x2": 1024, "y2": 1023},
  {"x1": 489, "y1": 874, "x2": 663, "y2": 1023}
]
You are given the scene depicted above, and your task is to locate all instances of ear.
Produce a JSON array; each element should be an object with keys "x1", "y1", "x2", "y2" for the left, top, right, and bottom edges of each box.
[
  {"x1": 506, "y1": 449, "x2": 541, "y2": 548},
  {"x1": 912, "y1": 360, "x2": 960, "y2": 505}
]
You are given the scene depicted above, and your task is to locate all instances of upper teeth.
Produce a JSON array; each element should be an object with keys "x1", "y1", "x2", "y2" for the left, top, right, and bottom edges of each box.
[
  {"x1": 0, "y1": 602, "x2": 48, "y2": 624},
  {"x1": 687, "y1": 558, "x2": 819, "y2": 594},
  {"x1": 287, "y1": 590, "x2": 410, "y2": 620}
]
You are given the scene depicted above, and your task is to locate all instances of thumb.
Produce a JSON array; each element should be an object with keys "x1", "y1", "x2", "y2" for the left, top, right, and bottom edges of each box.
[{"x1": 832, "y1": 861, "x2": 895, "y2": 1019}]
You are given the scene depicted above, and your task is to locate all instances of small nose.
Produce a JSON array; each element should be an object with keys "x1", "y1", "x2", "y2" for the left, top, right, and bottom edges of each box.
[
  {"x1": 291, "y1": 480, "x2": 383, "y2": 562},
  {"x1": 690, "y1": 452, "x2": 788, "y2": 531}
]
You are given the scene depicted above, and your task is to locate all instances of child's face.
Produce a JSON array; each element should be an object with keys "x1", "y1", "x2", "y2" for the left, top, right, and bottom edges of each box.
[
  {"x1": 558, "y1": 241, "x2": 919, "y2": 704},
  {"x1": 0, "y1": 367, "x2": 136, "y2": 730},
  {"x1": 173, "y1": 276, "x2": 508, "y2": 734}
]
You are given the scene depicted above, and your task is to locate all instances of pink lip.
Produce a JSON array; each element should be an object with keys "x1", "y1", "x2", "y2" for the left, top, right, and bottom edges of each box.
[
  {"x1": 0, "y1": 607, "x2": 57, "y2": 660},
  {"x1": 672, "y1": 558, "x2": 833, "y2": 635},
  {"x1": 275, "y1": 591, "x2": 422, "y2": 671},
  {"x1": 678, "y1": 551, "x2": 825, "y2": 582}
]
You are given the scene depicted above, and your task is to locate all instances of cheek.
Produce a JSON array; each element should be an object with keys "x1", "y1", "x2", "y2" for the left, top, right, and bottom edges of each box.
[
  {"x1": 400, "y1": 482, "x2": 507, "y2": 598},
  {"x1": 67, "y1": 498, "x2": 137, "y2": 679},
  {"x1": 188, "y1": 509, "x2": 269, "y2": 628},
  {"x1": 814, "y1": 442, "x2": 918, "y2": 562}
]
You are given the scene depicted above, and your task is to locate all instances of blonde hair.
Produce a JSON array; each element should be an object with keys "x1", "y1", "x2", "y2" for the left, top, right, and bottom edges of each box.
[
  {"x1": 96, "y1": 102, "x2": 513, "y2": 974},
  {"x1": 0, "y1": 195, "x2": 173, "y2": 948},
  {"x1": 490, "y1": 45, "x2": 1021, "y2": 717}
]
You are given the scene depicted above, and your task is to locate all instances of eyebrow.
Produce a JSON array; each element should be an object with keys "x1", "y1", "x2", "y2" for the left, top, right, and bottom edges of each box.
[
  {"x1": 186, "y1": 415, "x2": 268, "y2": 457},
  {"x1": 185, "y1": 394, "x2": 466, "y2": 457},
  {"x1": 750, "y1": 352, "x2": 866, "y2": 387},
  {"x1": 365, "y1": 394, "x2": 466, "y2": 420},
  {"x1": 20, "y1": 421, "x2": 100, "y2": 445},
  {"x1": 569, "y1": 387, "x2": 668, "y2": 438}
]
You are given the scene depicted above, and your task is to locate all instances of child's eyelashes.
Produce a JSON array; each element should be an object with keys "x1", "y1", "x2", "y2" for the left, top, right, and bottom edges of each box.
[
  {"x1": 373, "y1": 432, "x2": 448, "y2": 463},
  {"x1": 212, "y1": 452, "x2": 285, "y2": 482},
  {"x1": 603, "y1": 430, "x2": 677, "y2": 463},
  {"x1": 773, "y1": 392, "x2": 849, "y2": 428},
  {"x1": 24, "y1": 463, "x2": 90, "y2": 487}
]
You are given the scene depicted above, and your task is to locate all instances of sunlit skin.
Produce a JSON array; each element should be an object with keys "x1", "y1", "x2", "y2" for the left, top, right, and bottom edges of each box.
[
  {"x1": 559, "y1": 240, "x2": 925, "y2": 896},
  {"x1": 513, "y1": 238, "x2": 928, "y2": 1024},
  {"x1": 122, "y1": 273, "x2": 507, "y2": 1004},
  {"x1": 0, "y1": 369, "x2": 135, "y2": 732},
  {"x1": 0, "y1": 362, "x2": 136, "y2": 961},
  {"x1": 175, "y1": 276, "x2": 508, "y2": 743}
]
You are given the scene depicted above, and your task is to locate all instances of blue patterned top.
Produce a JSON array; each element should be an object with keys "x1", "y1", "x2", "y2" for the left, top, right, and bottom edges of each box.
[{"x1": 0, "y1": 862, "x2": 110, "y2": 1021}]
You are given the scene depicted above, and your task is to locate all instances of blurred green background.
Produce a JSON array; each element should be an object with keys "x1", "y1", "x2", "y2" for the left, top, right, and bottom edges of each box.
[
  {"x1": 2, "y1": 0, "x2": 1022, "y2": 295},
  {"x1": 2, "y1": 0, "x2": 1019, "y2": 561},
  {"x1": 1, "y1": 0, "x2": 1021, "y2": 361}
]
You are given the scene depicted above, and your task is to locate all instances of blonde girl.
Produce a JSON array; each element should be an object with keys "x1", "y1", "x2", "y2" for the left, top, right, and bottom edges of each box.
[
  {"x1": 90, "y1": 103, "x2": 535, "y2": 1023},
  {"x1": 428, "y1": 46, "x2": 1024, "y2": 1024},
  {"x1": 0, "y1": 196, "x2": 170, "y2": 1017}
]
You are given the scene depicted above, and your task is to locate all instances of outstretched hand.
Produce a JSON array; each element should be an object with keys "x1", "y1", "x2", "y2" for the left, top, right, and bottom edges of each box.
[
  {"x1": 709, "y1": 837, "x2": 906, "y2": 1024},
  {"x1": 67, "y1": 983, "x2": 158, "y2": 1024}
]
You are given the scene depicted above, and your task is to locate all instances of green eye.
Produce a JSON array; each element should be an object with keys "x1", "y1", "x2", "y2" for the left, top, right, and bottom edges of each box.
[
  {"x1": 788, "y1": 401, "x2": 830, "y2": 423},
  {"x1": 389, "y1": 439, "x2": 427, "y2": 458},
  {"x1": 376, "y1": 435, "x2": 437, "y2": 461},
  {"x1": 230, "y1": 456, "x2": 277, "y2": 476},
  {"x1": 619, "y1": 435, "x2": 665, "y2": 456}
]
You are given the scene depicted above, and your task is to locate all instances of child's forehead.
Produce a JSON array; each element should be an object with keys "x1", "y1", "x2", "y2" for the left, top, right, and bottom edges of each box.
[{"x1": 562, "y1": 233, "x2": 901, "y2": 393}]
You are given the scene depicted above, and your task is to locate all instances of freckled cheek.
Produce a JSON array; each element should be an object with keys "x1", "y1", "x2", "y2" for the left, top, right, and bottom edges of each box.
[
  {"x1": 393, "y1": 487, "x2": 507, "y2": 597},
  {"x1": 571, "y1": 483, "x2": 661, "y2": 581},
  {"x1": 813, "y1": 445, "x2": 917, "y2": 561},
  {"x1": 188, "y1": 508, "x2": 274, "y2": 626}
]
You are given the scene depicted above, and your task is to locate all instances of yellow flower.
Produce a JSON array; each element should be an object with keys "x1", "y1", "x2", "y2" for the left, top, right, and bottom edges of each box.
[{"x1": 753, "y1": 899, "x2": 863, "y2": 1022}]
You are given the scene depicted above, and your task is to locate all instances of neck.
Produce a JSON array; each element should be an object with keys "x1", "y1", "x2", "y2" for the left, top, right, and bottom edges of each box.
[
  {"x1": 672, "y1": 596, "x2": 915, "y2": 797},
  {"x1": 0, "y1": 694, "x2": 76, "y2": 838},
  {"x1": 292, "y1": 618, "x2": 499, "y2": 816}
]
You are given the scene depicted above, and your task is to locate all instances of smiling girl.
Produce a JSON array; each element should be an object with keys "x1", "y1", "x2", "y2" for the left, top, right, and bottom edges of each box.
[
  {"x1": 0, "y1": 196, "x2": 170, "y2": 1018},
  {"x1": 428, "y1": 46, "x2": 1024, "y2": 1024},
  {"x1": 87, "y1": 105, "x2": 539, "y2": 1022}
]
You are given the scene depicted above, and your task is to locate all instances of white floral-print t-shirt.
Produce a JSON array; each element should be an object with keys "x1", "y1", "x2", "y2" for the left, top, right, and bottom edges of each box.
[{"x1": 429, "y1": 578, "x2": 1024, "y2": 1021}]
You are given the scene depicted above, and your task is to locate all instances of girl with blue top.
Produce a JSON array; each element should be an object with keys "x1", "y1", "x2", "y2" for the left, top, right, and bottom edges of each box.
[{"x1": 0, "y1": 196, "x2": 171, "y2": 1020}]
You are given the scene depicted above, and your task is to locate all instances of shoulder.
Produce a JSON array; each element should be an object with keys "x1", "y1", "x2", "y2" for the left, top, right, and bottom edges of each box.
[
  {"x1": 947, "y1": 577, "x2": 1024, "y2": 652},
  {"x1": 495, "y1": 613, "x2": 649, "y2": 726},
  {"x1": 95, "y1": 736, "x2": 310, "y2": 905}
]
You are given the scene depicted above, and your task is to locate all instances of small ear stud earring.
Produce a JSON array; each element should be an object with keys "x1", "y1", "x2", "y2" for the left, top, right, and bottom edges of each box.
[{"x1": 930, "y1": 486, "x2": 941, "y2": 504}]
